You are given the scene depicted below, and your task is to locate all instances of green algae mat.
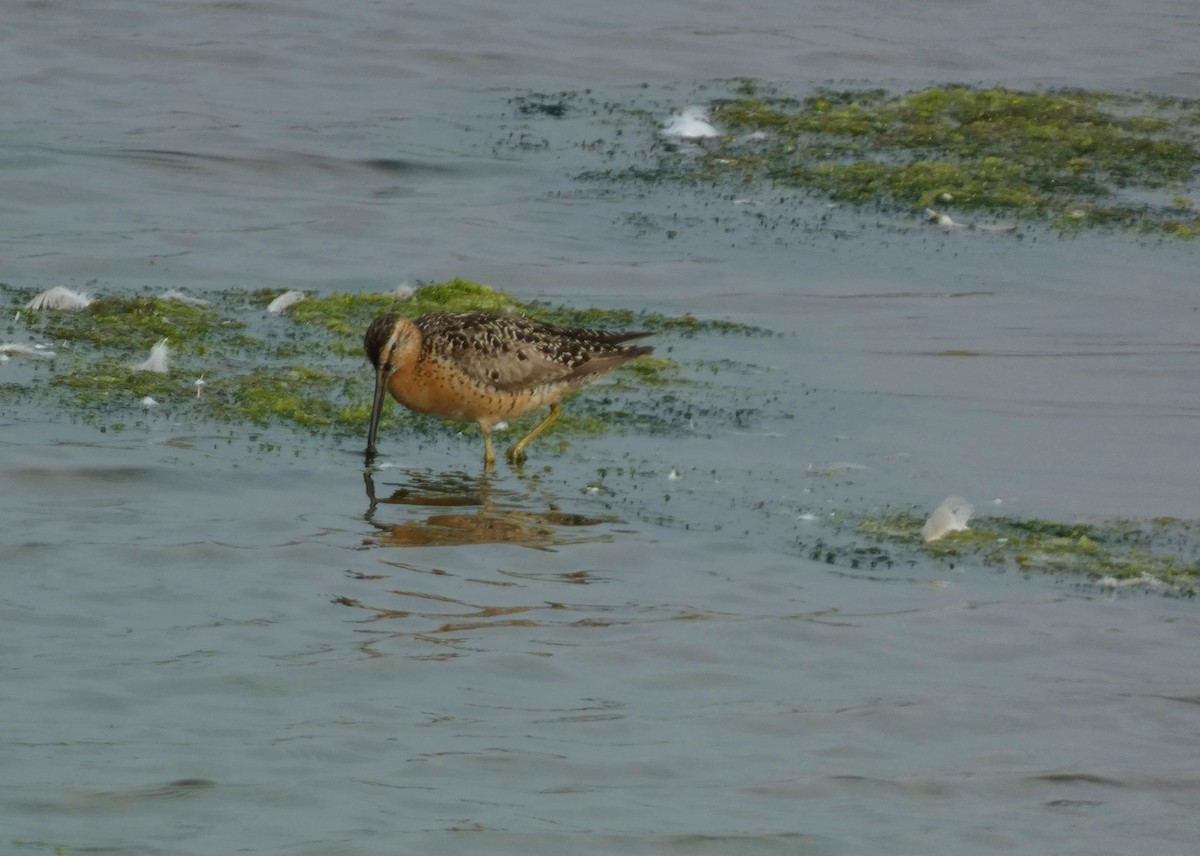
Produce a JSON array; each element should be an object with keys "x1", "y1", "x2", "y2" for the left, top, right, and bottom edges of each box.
[
  {"x1": 511, "y1": 82, "x2": 1200, "y2": 238},
  {"x1": 1, "y1": 277, "x2": 752, "y2": 443},
  {"x1": 797, "y1": 507, "x2": 1199, "y2": 597}
]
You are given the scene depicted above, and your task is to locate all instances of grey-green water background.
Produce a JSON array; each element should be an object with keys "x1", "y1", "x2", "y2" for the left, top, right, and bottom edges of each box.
[{"x1": 3, "y1": 2, "x2": 1200, "y2": 854}]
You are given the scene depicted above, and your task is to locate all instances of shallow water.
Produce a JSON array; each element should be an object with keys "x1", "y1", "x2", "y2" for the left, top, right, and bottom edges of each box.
[{"x1": 3, "y1": 2, "x2": 1200, "y2": 854}]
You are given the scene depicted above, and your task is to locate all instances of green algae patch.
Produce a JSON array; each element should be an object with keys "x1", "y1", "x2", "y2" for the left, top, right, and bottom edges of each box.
[
  {"x1": 559, "y1": 82, "x2": 1200, "y2": 238},
  {"x1": 530, "y1": 303, "x2": 763, "y2": 337},
  {"x1": 746, "y1": 86, "x2": 1200, "y2": 235},
  {"x1": 800, "y1": 508, "x2": 1200, "y2": 595},
  {"x1": 211, "y1": 366, "x2": 342, "y2": 428},
  {"x1": 28, "y1": 295, "x2": 233, "y2": 352},
  {"x1": 276, "y1": 278, "x2": 763, "y2": 343},
  {"x1": 620, "y1": 355, "x2": 678, "y2": 386},
  {"x1": 274, "y1": 279, "x2": 523, "y2": 340},
  {"x1": 49, "y1": 357, "x2": 197, "y2": 405},
  {"x1": 3, "y1": 279, "x2": 750, "y2": 447}
]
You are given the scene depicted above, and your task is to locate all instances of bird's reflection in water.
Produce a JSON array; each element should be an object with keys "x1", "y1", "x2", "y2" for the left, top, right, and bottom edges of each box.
[
  {"x1": 347, "y1": 467, "x2": 637, "y2": 659},
  {"x1": 363, "y1": 467, "x2": 610, "y2": 551}
]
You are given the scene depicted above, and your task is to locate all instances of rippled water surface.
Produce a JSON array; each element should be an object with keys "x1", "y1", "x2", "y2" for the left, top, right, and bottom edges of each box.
[{"x1": 3, "y1": 2, "x2": 1200, "y2": 854}]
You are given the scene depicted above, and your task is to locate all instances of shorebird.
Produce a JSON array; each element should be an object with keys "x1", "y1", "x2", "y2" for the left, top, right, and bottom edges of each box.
[{"x1": 364, "y1": 311, "x2": 653, "y2": 465}]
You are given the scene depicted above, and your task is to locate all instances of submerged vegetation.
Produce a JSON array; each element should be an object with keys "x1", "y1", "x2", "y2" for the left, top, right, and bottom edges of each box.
[
  {"x1": 798, "y1": 507, "x2": 1200, "y2": 596},
  {"x1": 526, "y1": 82, "x2": 1200, "y2": 238},
  {"x1": 280, "y1": 278, "x2": 762, "y2": 346},
  {"x1": 2, "y1": 278, "x2": 754, "y2": 447},
  {"x1": 34, "y1": 294, "x2": 237, "y2": 352}
]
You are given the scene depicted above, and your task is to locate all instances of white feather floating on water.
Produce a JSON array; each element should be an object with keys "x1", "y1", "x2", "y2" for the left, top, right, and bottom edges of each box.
[
  {"x1": 267, "y1": 290, "x2": 306, "y2": 315},
  {"x1": 24, "y1": 286, "x2": 93, "y2": 312},
  {"x1": 134, "y1": 338, "x2": 171, "y2": 373},
  {"x1": 0, "y1": 342, "x2": 56, "y2": 360},
  {"x1": 921, "y1": 496, "x2": 974, "y2": 543},
  {"x1": 662, "y1": 106, "x2": 722, "y2": 141},
  {"x1": 924, "y1": 208, "x2": 1017, "y2": 233},
  {"x1": 159, "y1": 289, "x2": 211, "y2": 307},
  {"x1": 141, "y1": 395, "x2": 159, "y2": 409},
  {"x1": 924, "y1": 208, "x2": 965, "y2": 229}
]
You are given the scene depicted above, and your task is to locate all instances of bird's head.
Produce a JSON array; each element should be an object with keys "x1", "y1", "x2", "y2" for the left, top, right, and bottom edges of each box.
[{"x1": 364, "y1": 314, "x2": 418, "y2": 458}]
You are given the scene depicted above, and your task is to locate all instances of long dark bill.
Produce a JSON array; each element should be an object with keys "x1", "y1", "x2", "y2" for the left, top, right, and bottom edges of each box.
[{"x1": 365, "y1": 364, "x2": 389, "y2": 457}]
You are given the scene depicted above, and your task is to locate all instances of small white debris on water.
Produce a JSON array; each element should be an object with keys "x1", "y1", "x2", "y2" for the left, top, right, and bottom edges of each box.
[
  {"x1": 267, "y1": 290, "x2": 306, "y2": 315},
  {"x1": 925, "y1": 207, "x2": 964, "y2": 228},
  {"x1": 585, "y1": 484, "x2": 601, "y2": 495},
  {"x1": 141, "y1": 396, "x2": 159, "y2": 409},
  {"x1": 493, "y1": 421, "x2": 508, "y2": 432},
  {"x1": 134, "y1": 338, "x2": 171, "y2": 373},
  {"x1": 160, "y1": 290, "x2": 210, "y2": 306},
  {"x1": 24, "y1": 286, "x2": 93, "y2": 312},
  {"x1": 194, "y1": 376, "x2": 206, "y2": 399},
  {"x1": 1096, "y1": 572, "x2": 1164, "y2": 591},
  {"x1": 925, "y1": 207, "x2": 1017, "y2": 233},
  {"x1": 797, "y1": 512, "x2": 819, "y2": 522},
  {"x1": 667, "y1": 469, "x2": 681, "y2": 481},
  {"x1": 0, "y1": 342, "x2": 56, "y2": 359},
  {"x1": 921, "y1": 496, "x2": 974, "y2": 543},
  {"x1": 393, "y1": 282, "x2": 415, "y2": 299},
  {"x1": 662, "y1": 106, "x2": 721, "y2": 140}
]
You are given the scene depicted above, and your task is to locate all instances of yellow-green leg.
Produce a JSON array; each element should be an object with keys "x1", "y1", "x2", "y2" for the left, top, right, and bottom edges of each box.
[
  {"x1": 506, "y1": 403, "x2": 561, "y2": 463},
  {"x1": 480, "y1": 424, "x2": 496, "y2": 468}
]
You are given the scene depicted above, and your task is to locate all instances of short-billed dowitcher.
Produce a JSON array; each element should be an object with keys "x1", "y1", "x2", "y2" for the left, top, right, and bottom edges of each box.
[{"x1": 364, "y1": 311, "x2": 653, "y2": 465}]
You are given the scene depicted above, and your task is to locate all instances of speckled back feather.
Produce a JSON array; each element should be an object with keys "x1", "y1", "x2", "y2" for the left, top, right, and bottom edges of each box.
[{"x1": 368, "y1": 311, "x2": 652, "y2": 393}]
